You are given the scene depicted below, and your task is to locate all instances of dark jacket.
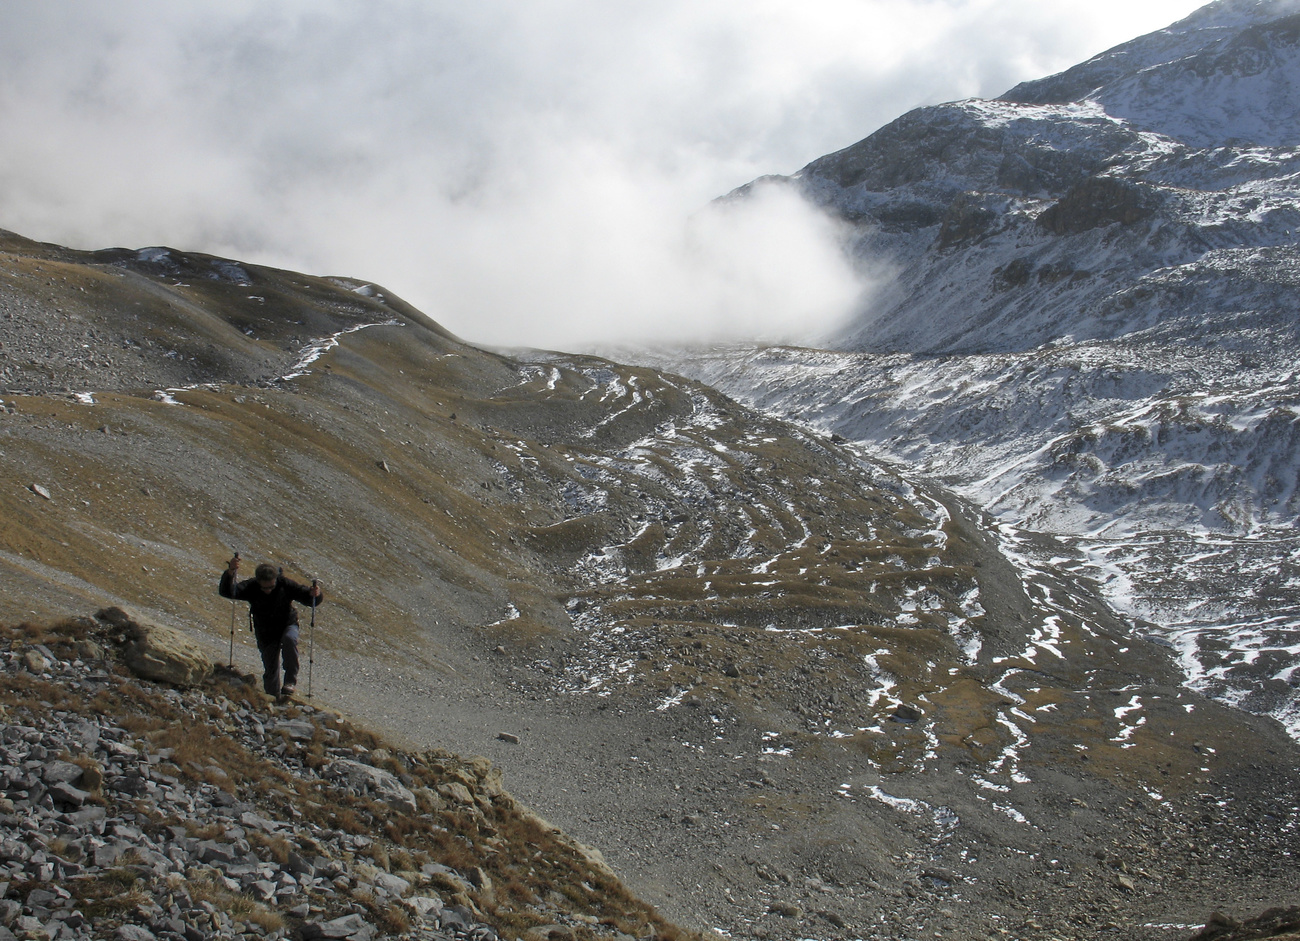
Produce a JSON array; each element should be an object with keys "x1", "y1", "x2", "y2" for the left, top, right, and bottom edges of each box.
[{"x1": 219, "y1": 571, "x2": 319, "y2": 646}]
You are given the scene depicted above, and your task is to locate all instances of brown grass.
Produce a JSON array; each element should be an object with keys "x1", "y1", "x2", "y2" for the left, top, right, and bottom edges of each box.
[
  {"x1": 186, "y1": 873, "x2": 286, "y2": 932},
  {"x1": 353, "y1": 894, "x2": 411, "y2": 936},
  {"x1": 365, "y1": 842, "x2": 391, "y2": 872}
]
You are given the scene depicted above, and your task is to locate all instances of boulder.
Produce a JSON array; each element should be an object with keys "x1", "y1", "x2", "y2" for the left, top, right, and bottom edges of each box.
[
  {"x1": 47, "y1": 782, "x2": 87, "y2": 808},
  {"x1": 438, "y1": 782, "x2": 474, "y2": 805},
  {"x1": 373, "y1": 871, "x2": 411, "y2": 897},
  {"x1": 303, "y1": 914, "x2": 375, "y2": 941},
  {"x1": 326, "y1": 759, "x2": 417, "y2": 814},
  {"x1": 41, "y1": 761, "x2": 84, "y2": 785},
  {"x1": 406, "y1": 895, "x2": 443, "y2": 919},
  {"x1": 98, "y1": 607, "x2": 211, "y2": 687}
]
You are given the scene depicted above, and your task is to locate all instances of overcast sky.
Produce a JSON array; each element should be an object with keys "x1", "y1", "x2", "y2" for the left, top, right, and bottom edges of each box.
[{"x1": 0, "y1": 1, "x2": 1206, "y2": 349}]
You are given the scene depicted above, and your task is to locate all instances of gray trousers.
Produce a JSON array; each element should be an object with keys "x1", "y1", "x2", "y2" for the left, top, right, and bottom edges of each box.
[{"x1": 258, "y1": 624, "x2": 300, "y2": 695}]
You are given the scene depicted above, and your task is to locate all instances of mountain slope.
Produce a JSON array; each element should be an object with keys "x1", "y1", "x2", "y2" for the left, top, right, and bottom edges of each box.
[
  {"x1": 683, "y1": 0, "x2": 1300, "y2": 747},
  {"x1": 3, "y1": 229, "x2": 1300, "y2": 939}
]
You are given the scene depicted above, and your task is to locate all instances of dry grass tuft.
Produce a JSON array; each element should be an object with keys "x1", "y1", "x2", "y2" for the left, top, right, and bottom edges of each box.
[
  {"x1": 186, "y1": 872, "x2": 285, "y2": 931},
  {"x1": 247, "y1": 831, "x2": 293, "y2": 867},
  {"x1": 184, "y1": 821, "x2": 227, "y2": 841}
]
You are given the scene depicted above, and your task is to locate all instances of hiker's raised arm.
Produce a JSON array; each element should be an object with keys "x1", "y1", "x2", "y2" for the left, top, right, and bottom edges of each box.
[
  {"x1": 285, "y1": 577, "x2": 322, "y2": 606},
  {"x1": 218, "y1": 559, "x2": 240, "y2": 599}
]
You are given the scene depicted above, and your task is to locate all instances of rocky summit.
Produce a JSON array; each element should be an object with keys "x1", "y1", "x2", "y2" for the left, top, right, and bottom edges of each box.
[{"x1": 1, "y1": 208, "x2": 1299, "y2": 941}]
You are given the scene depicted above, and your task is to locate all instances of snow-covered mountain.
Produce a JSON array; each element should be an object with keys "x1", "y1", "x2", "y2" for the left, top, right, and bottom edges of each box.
[
  {"x1": 762, "y1": 0, "x2": 1300, "y2": 357},
  {"x1": 651, "y1": 0, "x2": 1300, "y2": 737}
]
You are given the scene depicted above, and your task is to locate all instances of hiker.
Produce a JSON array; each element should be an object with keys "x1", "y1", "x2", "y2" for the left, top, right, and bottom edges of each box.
[{"x1": 219, "y1": 555, "x2": 322, "y2": 697}]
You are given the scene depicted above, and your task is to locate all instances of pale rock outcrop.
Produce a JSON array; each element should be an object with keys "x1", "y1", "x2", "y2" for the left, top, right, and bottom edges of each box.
[{"x1": 97, "y1": 606, "x2": 211, "y2": 686}]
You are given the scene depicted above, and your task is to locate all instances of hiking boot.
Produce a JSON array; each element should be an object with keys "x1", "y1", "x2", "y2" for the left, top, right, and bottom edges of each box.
[{"x1": 281, "y1": 683, "x2": 296, "y2": 697}]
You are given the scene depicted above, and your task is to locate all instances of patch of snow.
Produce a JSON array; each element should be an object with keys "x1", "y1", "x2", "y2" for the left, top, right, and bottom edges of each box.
[{"x1": 281, "y1": 320, "x2": 402, "y2": 381}]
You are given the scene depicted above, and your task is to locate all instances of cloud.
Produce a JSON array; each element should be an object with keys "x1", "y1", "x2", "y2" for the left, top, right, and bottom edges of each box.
[{"x1": 0, "y1": 0, "x2": 1204, "y2": 348}]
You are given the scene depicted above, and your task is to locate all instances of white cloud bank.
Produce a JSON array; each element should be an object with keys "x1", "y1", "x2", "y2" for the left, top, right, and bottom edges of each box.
[{"x1": 0, "y1": 0, "x2": 1204, "y2": 348}]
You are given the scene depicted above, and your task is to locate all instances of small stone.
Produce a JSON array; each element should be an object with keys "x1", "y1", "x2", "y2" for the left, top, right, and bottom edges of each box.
[
  {"x1": 115, "y1": 926, "x2": 157, "y2": 941},
  {"x1": 239, "y1": 811, "x2": 278, "y2": 832},
  {"x1": 496, "y1": 732, "x2": 520, "y2": 744},
  {"x1": 437, "y1": 782, "x2": 474, "y2": 805},
  {"x1": 275, "y1": 719, "x2": 316, "y2": 741},
  {"x1": 29, "y1": 483, "x2": 51, "y2": 500},
  {"x1": 25, "y1": 888, "x2": 57, "y2": 908}
]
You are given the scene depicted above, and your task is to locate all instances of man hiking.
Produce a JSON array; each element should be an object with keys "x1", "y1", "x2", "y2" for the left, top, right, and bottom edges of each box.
[{"x1": 219, "y1": 555, "x2": 322, "y2": 698}]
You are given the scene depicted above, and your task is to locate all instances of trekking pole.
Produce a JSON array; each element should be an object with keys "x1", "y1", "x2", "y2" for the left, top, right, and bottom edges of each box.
[
  {"x1": 228, "y1": 551, "x2": 240, "y2": 668},
  {"x1": 308, "y1": 578, "x2": 319, "y2": 698}
]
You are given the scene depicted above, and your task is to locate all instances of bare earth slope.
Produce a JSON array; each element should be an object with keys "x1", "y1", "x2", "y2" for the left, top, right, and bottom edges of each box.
[{"x1": 1, "y1": 231, "x2": 1298, "y2": 939}]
